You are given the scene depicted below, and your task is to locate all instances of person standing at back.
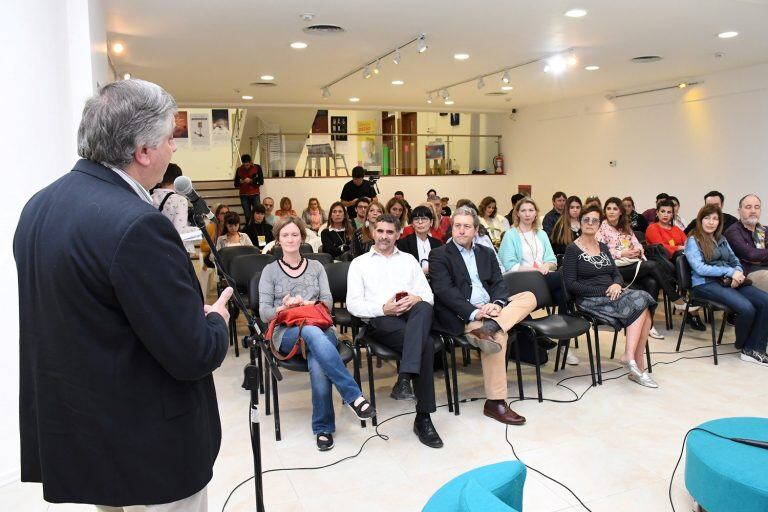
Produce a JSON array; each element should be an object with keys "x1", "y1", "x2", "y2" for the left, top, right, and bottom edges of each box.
[
  {"x1": 340, "y1": 166, "x2": 377, "y2": 220},
  {"x1": 234, "y1": 153, "x2": 264, "y2": 225}
]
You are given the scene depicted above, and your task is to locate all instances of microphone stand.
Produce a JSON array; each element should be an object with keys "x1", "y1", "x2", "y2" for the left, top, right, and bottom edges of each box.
[{"x1": 193, "y1": 212, "x2": 280, "y2": 512}]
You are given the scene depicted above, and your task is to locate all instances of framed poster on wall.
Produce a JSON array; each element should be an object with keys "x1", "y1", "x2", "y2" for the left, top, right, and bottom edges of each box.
[
  {"x1": 331, "y1": 116, "x2": 347, "y2": 141},
  {"x1": 518, "y1": 185, "x2": 532, "y2": 197}
]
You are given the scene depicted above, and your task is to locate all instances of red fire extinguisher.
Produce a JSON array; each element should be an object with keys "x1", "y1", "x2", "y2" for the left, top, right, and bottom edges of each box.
[{"x1": 493, "y1": 153, "x2": 504, "y2": 174}]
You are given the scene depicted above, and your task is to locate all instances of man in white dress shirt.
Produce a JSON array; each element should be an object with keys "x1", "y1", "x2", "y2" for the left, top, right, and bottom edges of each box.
[{"x1": 347, "y1": 214, "x2": 443, "y2": 448}]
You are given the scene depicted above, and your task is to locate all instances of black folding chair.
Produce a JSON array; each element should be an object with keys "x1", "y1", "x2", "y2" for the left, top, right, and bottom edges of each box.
[
  {"x1": 504, "y1": 271, "x2": 594, "y2": 401},
  {"x1": 305, "y1": 252, "x2": 334, "y2": 265},
  {"x1": 248, "y1": 272, "x2": 357, "y2": 441},
  {"x1": 226, "y1": 254, "x2": 275, "y2": 357},
  {"x1": 674, "y1": 254, "x2": 730, "y2": 364},
  {"x1": 271, "y1": 243, "x2": 314, "y2": 259}
]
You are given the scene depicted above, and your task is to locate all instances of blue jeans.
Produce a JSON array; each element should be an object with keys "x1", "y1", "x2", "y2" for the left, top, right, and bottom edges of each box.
[
  {"x1": 240, "y1": 194, "x2": 260, "y2": 224},
  {"x1": 279, "y1": 326, "x2": 362, "y2": 434},
  {"x1": 692, "y1": 282, "x2": 768, "y2": 352}
]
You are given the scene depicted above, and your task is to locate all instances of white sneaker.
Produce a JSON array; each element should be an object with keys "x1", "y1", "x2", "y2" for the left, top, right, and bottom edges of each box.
[
  {"x1": 649, "y1": 326, "x2": 664, "y2": 340},
  {"x1": 559, "y1": 346, "x2": 579, "y2": 365},
  {"x1": 740, "y1": 349, "x2": 768, "y2": 366},
  {"x1": 674, "y1": 302, "x2": 701, "y2": 313}
]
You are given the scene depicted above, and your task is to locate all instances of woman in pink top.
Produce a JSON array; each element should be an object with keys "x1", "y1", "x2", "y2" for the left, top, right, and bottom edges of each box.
[{"x1": 301, "y1": 197, "x2": 327, "y2": 233}]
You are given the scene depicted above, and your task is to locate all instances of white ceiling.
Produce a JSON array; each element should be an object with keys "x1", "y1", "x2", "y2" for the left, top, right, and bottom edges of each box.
[{"x1": 106, "y1": 0, "x2": 768, "y2": 112}]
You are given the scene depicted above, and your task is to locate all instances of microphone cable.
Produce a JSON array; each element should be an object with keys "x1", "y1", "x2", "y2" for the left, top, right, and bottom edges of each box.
[{"x1": 221, "y1": 342, "x2": 739, "y2": 511}]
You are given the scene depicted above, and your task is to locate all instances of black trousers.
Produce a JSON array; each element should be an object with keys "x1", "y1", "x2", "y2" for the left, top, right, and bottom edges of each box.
[
  {"x1": 544, "y1": 270, "x2": 568, "y2": 313},
  {"x1": 368, "y1": 301, "x2": 436, "y2": 413},
  {"x1": 619, "y1": 259, "x2": 680, "y2": 302}
]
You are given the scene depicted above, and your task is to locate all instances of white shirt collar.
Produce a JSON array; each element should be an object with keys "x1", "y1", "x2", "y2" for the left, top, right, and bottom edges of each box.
[{"x1": 106, "y1": 164, "x2": 152, "y2": 204}]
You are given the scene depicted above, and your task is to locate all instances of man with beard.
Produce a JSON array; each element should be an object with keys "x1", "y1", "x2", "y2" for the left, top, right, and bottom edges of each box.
[{"x1": 726, "y1": 194, "x2": 768, "y2": 292}]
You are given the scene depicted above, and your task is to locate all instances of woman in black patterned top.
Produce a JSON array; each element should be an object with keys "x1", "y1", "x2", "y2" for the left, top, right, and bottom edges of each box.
[
  {"x1": 563, "y1": 205, "x2": 658, "y2": 388},
  {"x1": 320, "y1": 201, "x2": 354, "y2": 259}
]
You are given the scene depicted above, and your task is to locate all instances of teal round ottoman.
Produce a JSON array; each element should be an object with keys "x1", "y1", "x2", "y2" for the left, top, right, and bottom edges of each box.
[
  {"x1": 422, "y1": 461, "x2": 527, "y2": 512},
  {"x1": 685, "y1": 417, "x2": 768, "y2": 512}
]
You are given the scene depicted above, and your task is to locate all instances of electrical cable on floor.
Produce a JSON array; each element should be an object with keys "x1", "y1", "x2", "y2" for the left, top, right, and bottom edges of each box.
[{"x1": 221, "y1": 344, "x2": 741, "y2": 511}]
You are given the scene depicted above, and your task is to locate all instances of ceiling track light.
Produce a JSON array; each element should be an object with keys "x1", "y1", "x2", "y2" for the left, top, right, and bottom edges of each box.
[
  {"x1": 426, "y1": 93, "x2": 433, "y2": 104},
  {"x1": 417, "y1": 33, "x2": 428, "y2": 53},
  {"x1": 501, "y1": 70, "x2": 511, "y2": 83},
  {"x1": 477, "y1": 77, "x2": 485, "y2": 89},
  {"x1": 320, "y1": 33, "x2": 427, "y2": 93},
  {"x1": 607, "y1": 80, "x2": 700, "y2": 100},
  {"x1": 321, "y1": 87, "x2": 331, "y2": 98}
]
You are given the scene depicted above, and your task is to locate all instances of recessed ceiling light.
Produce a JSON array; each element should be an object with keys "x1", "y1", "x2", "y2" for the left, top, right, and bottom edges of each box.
[
  {"x1": 349, "y1": 97, "x2": 360, "y2": 102},
  {"x1": 123, "y1": 73, "x2": 131, "y2": 80},
  {"x1": 242, "y1": 95, "x2": 253, "y2": 100},
  {"x1": 501, "y1": 85, "x2": 514, "y2": 91},
  {"x1": 391, "y1": 80, "x2": 405, "y2": 86},
  {"x1": 444, "y1": 100, "x2": 455, "y2": 105},
  {"x1": 290, "y1": 41, "x2": 308, "y2": 49},
  {"x1": 454, "y1": 53, "x2": 470, "y2": 60},
  {"x1": 718, "y1": 31, "x2": 739, "y2": 39},
  {"x1": 260, "y1": 75, "x2": 274, "y2": 81},
  {"x1": 564, "y1": 8, "x2": 587, "y2": 17},
  {"x1": 584, "y1": 65, "x2": 600, "y2": 71},
  {"x1": 112, "y1": 42, "x2": 124, "y2": 54}
]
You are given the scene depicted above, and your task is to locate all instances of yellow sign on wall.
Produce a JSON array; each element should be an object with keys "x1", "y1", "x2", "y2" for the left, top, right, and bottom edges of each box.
[{"x1": 357, "y1": 120, "x2": 376, "y2": 165}]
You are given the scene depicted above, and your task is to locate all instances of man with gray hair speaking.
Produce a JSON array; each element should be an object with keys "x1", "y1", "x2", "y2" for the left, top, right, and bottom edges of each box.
[
  {"x1": 14, "y1": 79, "x2": 232, "y2": 511},
  {"x1": 725, "y1": 194, "x2": 768, "y2": 292}
]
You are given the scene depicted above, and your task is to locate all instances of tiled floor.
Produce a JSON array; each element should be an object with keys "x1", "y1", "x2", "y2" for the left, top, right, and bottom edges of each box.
[{"x1": 2, "y1": 315, "x2": 766, "y2": 512}]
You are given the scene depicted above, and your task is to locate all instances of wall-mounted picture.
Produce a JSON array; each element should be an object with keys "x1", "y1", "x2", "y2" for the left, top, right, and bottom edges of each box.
[
  {"x1": 190, "y1": 112, "x2": 210, "y2": 147},
  {"x1": 211, "y1": 109, "x2": 230, "y2": 145},
  {"x1": 331, "y1": 116, "x2": 348, "y2": 141},
  {"x1": 173, "y1": 111, "x2": 188, "y2": 139},
  {"x1": 518, "y1": 184, "x2": 532, "y2": 197}
]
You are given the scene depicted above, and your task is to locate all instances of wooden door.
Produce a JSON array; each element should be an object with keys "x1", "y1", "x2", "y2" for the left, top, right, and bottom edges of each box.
[
  {"x1": 401, "y1": 112, "x2": 417, "y2": 175},
  {"x1": 382, "y1": 114, "x2": 396, "y2": 175}
]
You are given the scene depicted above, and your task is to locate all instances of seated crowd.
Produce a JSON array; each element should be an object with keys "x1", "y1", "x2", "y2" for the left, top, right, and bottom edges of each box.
[{"x1": 190, "y1": 166, "x2": 768, "y2": 452}]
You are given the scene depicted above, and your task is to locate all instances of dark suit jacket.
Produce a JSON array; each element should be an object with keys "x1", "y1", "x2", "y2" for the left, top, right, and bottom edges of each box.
[
  {"x1": 428, "y1": 241, "x2": 510, "y2": 335},
  {"x1": 14, "y1": 159, "x2": 229, "y2": 506},
  {"x1": 397, "y1": 232, "x2": 442, "y2": 265}
]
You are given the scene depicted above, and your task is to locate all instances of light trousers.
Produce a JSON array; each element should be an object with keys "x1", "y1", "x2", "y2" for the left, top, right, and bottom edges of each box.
[{"x1": 96, "y1": 486, "x2": 207, "y2": 512}]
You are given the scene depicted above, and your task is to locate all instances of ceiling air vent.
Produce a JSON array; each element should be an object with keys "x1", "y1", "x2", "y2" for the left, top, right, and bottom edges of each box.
[
  {"x1": 303, "y1": 24, "x2": 346, "y2": 35},
  {"x1": 249, "y1": 82, "x2": 278, "y2": 87},
  {"x1": 631, "y1": 55, "x2": 663, "y2": 63},
  {"x1": 485, "y1": 92, "x2": 508, "y2": 96}
]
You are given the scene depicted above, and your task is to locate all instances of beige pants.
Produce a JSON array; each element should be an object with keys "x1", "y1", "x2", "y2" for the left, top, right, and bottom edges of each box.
[
  {"x1": 463, "y1": 292, "x2": 537, "y2": 399},
  {"x1": 96, "y1": 487, "x2": 207, "y2": 512},
  {"x1": 748, "y1": 269, "x2": 768, "y2": 293}
]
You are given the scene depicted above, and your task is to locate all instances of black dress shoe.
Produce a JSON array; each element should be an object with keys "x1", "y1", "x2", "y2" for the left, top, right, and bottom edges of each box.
[
  {"x1": 390, "y1": 379, "x2": 416, "y2": 401},
  {"x1": 687, "y1": 314, "x2": 706, "y2": 331},
  {"x1": 413, "y1": 417, "x2": 444, "y2": 448}
]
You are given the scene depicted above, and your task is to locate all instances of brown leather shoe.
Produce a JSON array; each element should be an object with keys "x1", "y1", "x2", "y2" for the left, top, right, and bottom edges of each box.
[
  {"x1": 466, "y1": 320, "x2": 503, "y2": 354},
  {"x1": 483, "y1": 399, "x2": 526, "y2": 425}
]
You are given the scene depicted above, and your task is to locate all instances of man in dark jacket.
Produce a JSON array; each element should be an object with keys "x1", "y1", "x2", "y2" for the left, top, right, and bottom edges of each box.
[
  {"x1": 234, "y1": 153, "x2": 264, "y2": 226},
  {"x1": 725, "y1": 194, "x2": 768, "y2": 292},
  {"x1": 429, "y1": 206, "x2": 536, "y2": 426},
  {"x1": 14, "y1": 79, "x2": 232, "y2": 510}
]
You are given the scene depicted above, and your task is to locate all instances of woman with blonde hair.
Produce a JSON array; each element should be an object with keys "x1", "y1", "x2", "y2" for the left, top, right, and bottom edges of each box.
[{"x1": 301, "y1": 197, "x2": 327, "y2": 233}]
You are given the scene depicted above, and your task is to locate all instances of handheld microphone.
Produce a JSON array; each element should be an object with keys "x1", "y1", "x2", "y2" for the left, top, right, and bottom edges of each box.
[
  {"x1": 174, "y1": 176, "x2": 215, "y2": 221},
  {"x1": 731, "y1": 437, "x2": 768, "y2": 450}
]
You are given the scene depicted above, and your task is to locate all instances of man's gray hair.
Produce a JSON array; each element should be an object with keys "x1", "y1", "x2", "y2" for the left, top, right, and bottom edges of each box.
[
  {"x1": 452, "y1": 205, "x2": 480, "y2": 228},
  {"x1": 77, "y1": 79, "x2": 177, "y2": 168}
]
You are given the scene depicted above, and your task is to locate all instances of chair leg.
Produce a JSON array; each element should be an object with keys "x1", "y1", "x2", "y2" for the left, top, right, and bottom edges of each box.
[
  {"x1": 272, "y1": 373, "x2": 281, "y2": 441},
  {"x1": 676, "y1": 305, "x2": 689, "y2": 351},
  {"x1": 450, "y1": 340, "x2": 460, "y2": 415},
  {"x1": 352, "y1": 345, "x2": 365, "y2": 428},
  {"x1": 574, "y1": 336, "x2": 579, "y2": 349},
  {"x1": 717, "y1": 311, "x2": 727, "y2": 345},
  {"x1": 530, "y1": 329, "x2": 543, "y2": 402},
  {"x1": 645, "y1": 339, "x2": 652, "y2": 373},
  {"x1": 441, "y1": 343, "x2": 453, "y2": 414},
  {"x1": 593, "y1": 325, "x2": 603, "y2": 385},
  {"x1": 585, "y1": 329, "x2": 596, "y2": 387},
  {"x1": 366, "y1": 349, "x2": 378, "y2": 426},
  {"x1": 560, "y1": 340, "x2": 570, "y2": 371},
  {"x1": 609, "y1": 330, "x2": 619, "y2": 360},
  {"x1": 512, "y1": 334, "x2": 524, "y2": 399},
  {"x1": 710, "y1": 307, "x2": 719, "y2": 365},
  {"x1": 553, "y1": 341, "x2": 562, "y2": 372},
  {"x1": 376, "y1": 356, "x2": 382, "y2": 368},
  {"x1": 462, "y1": 347, "x2": 471, "y2": 366},
  {"x1": 264, "y1": 361, "x2": 272, "y2": 416}
]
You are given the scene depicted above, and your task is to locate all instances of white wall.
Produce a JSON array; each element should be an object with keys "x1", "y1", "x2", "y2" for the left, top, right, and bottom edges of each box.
[
  {"x1": 1, "y1": 0, "x2": 109, "y2": 486},
  {"x1": 173, "y1": 108, "x2": 234, "y2": 181},
  {"x1": 501, "y1": 62, "x2": 768, "y2": 222}
]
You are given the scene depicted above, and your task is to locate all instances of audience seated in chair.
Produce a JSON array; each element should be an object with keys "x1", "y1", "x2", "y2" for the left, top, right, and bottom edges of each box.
[
  {"x1": 504, "y1": 193, "x2": 526, "y2": 228},
  {"x1": 622, "y1": 196, "x2": 648, "y2": 233},
  {"x1": 346, "y1": 214, "x2": 443, "y2": 448},
  {"x1": 352, "y1": 197, "x2": 370, "y2": 229},
  {"x1": 684, "y1": 190, "x2": 738, "y2": 234},
  {"x1": 641, "y1": 192, "x2": 669, "y2": 225},
  {"x1": 386, "y1": 196, "x2": 410, "y2": 232},
  {"x1": 351, "y1": 201, "x2": 383, "y2": 257},
  {"x1": 725, "y1": 194, "x2": 768, "y2": 292},
  {"x1": 262, "y1": 197, "x2": 278, "y2": 226},
  {"x1": 301, "y1": 197, "x2": 327, "y2": 233},
  {"x1": 562, "y1": 205, "x2": 659, "y2": 388},
  {"x1": 258, "y1": 216, "x2": 375, "y2": 451},
  {"x1": 275, "y1": 196, "x2": 297, "y2": 218},
  {"x1": 550, "y1": 196, "x2": 582, "y2": 256},
  {"x1": 685, "y1": 204, "x2": 768, "y2": 365},
  {"x1": 429, "y1": 206, "x2": 536, "y2": 425},
  {"x1": 542, "y1": 191, "x2": 567, "y2": 236},
  {"x1": 645, "y1": 199, "x2": 686, "y2": 260},
  {"x1": 215, "y1": 211, "x2": 253, "y2": 250},
  {"x1": 397, "y1": 205, "x2": 443, "y2": 274},
  {"x1": 478, "y1": 196, "x2": 510, "y2": 248},
  {"x1": 200, "y1": 203, "x2": 229, "y2": 268},
  {"x1": 244, "y1": 204, "x2": 274, "y2": 251},
  {"x1": 320, "y1": 201, "x2": 354, "y2": 259}
]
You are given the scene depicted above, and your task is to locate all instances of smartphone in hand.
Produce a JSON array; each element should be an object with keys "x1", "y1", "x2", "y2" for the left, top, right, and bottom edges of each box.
[{"x1": 395, "y1": 291, "x2": 408, "y2": 302}]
